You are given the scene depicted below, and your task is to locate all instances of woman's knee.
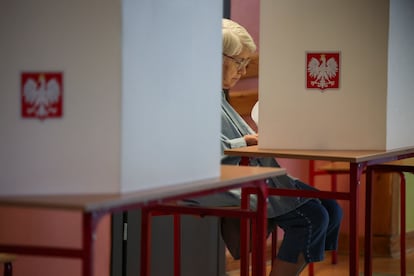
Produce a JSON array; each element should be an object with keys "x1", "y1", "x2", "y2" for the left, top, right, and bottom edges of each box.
[
  {"x1": 322, "y1": 199, "x2": 343, "y2": 227},
  {"x1": 297, "y1": 200, "x2": 330, "y2": 233}
]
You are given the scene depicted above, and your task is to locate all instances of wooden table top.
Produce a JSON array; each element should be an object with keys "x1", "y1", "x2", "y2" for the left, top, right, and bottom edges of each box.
[
  {"x1": 225, "y1": 145, "x2": 414, "y2": 163},
  {"x1": 0, "y1": 165, "x2": 285, "y2": 212}
]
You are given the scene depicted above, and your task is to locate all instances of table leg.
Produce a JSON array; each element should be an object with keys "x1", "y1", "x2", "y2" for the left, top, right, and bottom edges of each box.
[
  {"x1": 241, "y1": 183, "x2": 268, "y2": 276},
  {"x1": 330, "y1": 175, "x2": 338, "y2": 266},
  {"x1": 82, "y1": 213, "x2": 95, "y2": 276},
  {"x1": 173, "y1": 214, "x2": 181, "y2": 276},
  {"x1": 4, "y1": 262, "x2": 12, "y2": 276},
  {"x1": 398, "y1": 172, "x2": 406, "y2": 276},
  {"x1": 140, "y1": 207, "x2": 152, "y2": 276},
  {"x1": 349, "y1": 163, "x2": 363, "y2": 276},
  {"x1": 254, "y1": 181, "x2": 268, "y2": 276},
  {"x1": 365, "y1": 168, "x2": 407, "y2": 276},
  {"x1": 364, "y1": 166, "x2": 374, "y2": 276}
]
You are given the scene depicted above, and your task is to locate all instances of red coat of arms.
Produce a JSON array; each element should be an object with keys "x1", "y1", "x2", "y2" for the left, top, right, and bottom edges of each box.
[
  {"x1": 21, "y1": 72, "x2": 63, "y2": 120},
  {"x1": 306, "y1": 52, "x2": 340, "y2": 91}
]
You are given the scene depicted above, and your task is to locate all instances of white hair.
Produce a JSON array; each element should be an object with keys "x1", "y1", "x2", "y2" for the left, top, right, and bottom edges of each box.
[{"x1": 222, "y1": 18, "x2": 256, "y2": 56}]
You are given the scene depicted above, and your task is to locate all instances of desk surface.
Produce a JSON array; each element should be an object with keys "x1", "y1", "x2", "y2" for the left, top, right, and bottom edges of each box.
[
  {"x1": 225, "y1": 145, "x2": 414, "y2": 163},
  {"x1": 0, "y1": 165, "x2": 285, "y2": 213}
]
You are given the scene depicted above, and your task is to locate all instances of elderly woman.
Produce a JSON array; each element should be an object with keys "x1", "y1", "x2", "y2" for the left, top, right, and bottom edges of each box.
[{"x1": 191, "y1": 19, "x2": 343, "y2": 276}]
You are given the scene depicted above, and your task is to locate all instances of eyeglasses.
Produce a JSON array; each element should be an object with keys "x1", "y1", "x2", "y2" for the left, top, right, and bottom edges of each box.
[{"x1": 223, "y1": 54, "x2": 250, "y2": 71}]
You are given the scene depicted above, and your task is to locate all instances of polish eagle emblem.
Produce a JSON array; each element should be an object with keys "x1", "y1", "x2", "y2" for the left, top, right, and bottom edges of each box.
[
  {"x1": 306, "y1": 53, "x2": 340, "y2": 91},
  {"x1": 21, "y1": 73, "x2": 63, "y2": 119}
]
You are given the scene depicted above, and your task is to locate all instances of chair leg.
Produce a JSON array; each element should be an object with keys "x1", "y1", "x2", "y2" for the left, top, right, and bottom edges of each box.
[
  {"x1": 271, "y1": 227, "x2": 278, "y2": 267},
  {"x1": 4, "y1": 262, "x2": 12, "y2": 276},
  {"x1": 143, "y1": 212, "x2": 181, "y2": 276},
  {"x1": 0, "y1": 254, "x2": 15, "y2": 276},
  {"x1": 331, "y1": 250, "x2": 338, "y2": 264},
  {"x1": 308, "y1": 262, "x2": 314, "y2": 276},
  {"x1": 240, "y1": 189, "x2": 251, "y2": 276}
]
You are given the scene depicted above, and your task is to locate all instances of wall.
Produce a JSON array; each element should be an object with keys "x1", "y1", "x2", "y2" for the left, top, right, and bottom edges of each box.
[
  {"x1": 230, "y1": 1, "x2": 259, "y2": 91},
  {"x1": 405, "y1": 173, "x2": 414, "y2": 231}
]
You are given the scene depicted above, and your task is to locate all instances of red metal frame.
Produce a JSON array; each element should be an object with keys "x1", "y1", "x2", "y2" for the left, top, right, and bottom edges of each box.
[
  {"x1": 2, "y1": 153, "x2": 414, "y2": 276},
  {"x1": 308, "y1": 160, "x2": 356, "y2": 274},
  {"x1": 0, "y1": 166, "x2": 284, "y2": 276},
  {"x1": 140, "y1": 180, "x2": 268, "y2": 276},
  {"x1": 236, "y1": 151, "x2": 414, "y2": 276},
  {"x1": 365, "y1": 163, "x2": 413, "y2": 276}
]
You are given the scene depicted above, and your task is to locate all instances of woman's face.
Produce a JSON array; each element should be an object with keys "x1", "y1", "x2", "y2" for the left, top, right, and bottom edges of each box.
[{"x1": 222, "y1": 47, "x2": 252, "y2": 89}]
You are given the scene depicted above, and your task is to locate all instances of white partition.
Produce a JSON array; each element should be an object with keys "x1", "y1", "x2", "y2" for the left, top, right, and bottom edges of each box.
[
  {"x1": 0, "y1": 0, "x2": 221, "y2": 195},
  {"x1": 121, "y1": 0, "x2": 222, "y2": 193},
  {"x1": 259, "y1": 0, "x2": 414, "y2": 150}
]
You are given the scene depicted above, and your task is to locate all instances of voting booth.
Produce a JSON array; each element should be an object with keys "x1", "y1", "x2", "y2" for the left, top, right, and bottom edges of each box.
[
  {"x1": 259, "y1": 0, "x2": 414, "y2": 150},
  {"x1": 0, "y1": 0, "x2": 222, "y2": 196}
]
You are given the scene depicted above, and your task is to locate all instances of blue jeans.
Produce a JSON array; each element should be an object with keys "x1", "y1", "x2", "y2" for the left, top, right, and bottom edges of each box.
[{"x1": 269, "y1": 198, "x2": 343, "y2": 263}]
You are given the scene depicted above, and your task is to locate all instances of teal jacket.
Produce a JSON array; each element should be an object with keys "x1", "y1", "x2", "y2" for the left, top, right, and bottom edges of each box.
[
  {"x1": 219, "y1": 91, "x2": 312, "y2": 218},
  {"x1": 187, "y1": 91, "x2": 313, "y2": 217},
  {"x1": 185, "y1": 91, "x2": 316, "y2": 259}
]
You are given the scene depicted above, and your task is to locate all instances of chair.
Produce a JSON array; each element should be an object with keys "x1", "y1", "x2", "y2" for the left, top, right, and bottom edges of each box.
[
  {"x1": 140, "y1": 199, "x2": 262, "y2": 276},
  {"x1": 309, "y1": 160, "x2": 351, "y2": 193},
  {"x1": 0, "y1": 253, "x2": 16, "y2": 276}
]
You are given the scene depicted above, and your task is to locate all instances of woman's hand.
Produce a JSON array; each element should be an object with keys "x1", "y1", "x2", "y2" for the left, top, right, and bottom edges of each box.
[{"x1": 244, "y1": 134, "x2": 258, "y2": 146}]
